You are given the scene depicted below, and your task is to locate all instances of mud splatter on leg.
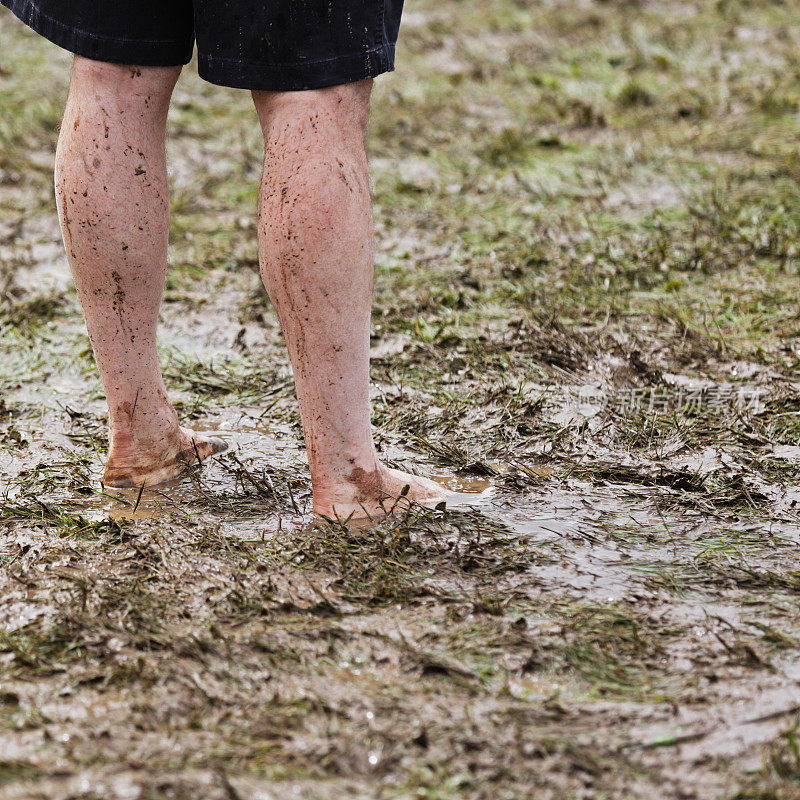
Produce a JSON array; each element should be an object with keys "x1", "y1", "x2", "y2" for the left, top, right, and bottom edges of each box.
[
  {"x1": 55, "y1": 57, "x2": 226, "y2": 487},
  {"x1": 252, "y1": 81, "x2": 445, "y2": 518}
]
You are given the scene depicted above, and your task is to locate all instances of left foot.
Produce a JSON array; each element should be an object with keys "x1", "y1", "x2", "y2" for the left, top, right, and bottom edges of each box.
[
  {"x1": 102, "y1": 426, "x2": 228, "y2": 488},
  {"x1": 312, "y1": 461, "x2": 448, "y2": 520}
]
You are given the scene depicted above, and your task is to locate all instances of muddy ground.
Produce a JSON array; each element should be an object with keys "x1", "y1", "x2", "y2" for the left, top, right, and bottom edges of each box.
[{"x1": 2, "y1": 1, "x2": 800, "y2": 798}]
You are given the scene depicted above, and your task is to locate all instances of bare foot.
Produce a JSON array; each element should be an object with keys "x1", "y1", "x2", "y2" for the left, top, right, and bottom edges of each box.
[
  {"x1": 313, "y1": 462, "x2": 448, "y2": 520},
  {"x1": 102, "y1": 426, "x2": 228, "y2": 488}
]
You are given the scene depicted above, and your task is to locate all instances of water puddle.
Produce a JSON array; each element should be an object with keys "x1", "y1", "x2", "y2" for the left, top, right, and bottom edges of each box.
[
  {"x1": 83, "y1": 484, "x2": 205, "y2": 522},
  {"x1": 430, "y1": 472, "x2": 494, "y2": 493},
  {"x1": 429, "y1": 470, "x2": 496, "y2": 510}
]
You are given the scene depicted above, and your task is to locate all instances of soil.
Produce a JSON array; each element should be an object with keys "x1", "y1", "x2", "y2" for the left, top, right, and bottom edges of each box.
[{"x1": 2, "y1": 1, "x2": 800, "y2": 798}]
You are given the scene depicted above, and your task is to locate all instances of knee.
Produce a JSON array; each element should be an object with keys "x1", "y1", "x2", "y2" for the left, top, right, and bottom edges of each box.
[
  {"x1": 257, "y1": 143, "x2": 371, "y2": 256},
  {"x1": 259, "y1": 154, "x2": 368, "y2": 240},
  {"x1": 71, "y1": 57, "x2": 181, "y2": 112},
  {"x1": 252, "y1": 79, "x2": 373, "y2": 150}
]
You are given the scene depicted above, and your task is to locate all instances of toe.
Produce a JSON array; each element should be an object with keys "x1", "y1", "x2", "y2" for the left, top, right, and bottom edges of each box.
[{"x1": 183, "y1": 430, "x2": 229, "y2": 463}]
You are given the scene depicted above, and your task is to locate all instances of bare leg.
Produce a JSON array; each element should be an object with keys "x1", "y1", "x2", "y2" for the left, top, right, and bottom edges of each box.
[
  {"x1": 55, "y1": 58, "x2": 226, "y2": 488},
  {"x1": 252, "y1": 81, "x2": 445, "y2": 518}
]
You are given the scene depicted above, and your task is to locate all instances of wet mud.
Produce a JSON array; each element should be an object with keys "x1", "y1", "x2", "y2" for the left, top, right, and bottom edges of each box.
[{"x1": 3, "y1": 1, "x2": 800, "y2": 799}]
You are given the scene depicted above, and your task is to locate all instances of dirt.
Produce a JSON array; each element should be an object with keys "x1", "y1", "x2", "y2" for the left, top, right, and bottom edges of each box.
[{"x1": 3, "y1": 0, "x2": 800, "y2": 798}]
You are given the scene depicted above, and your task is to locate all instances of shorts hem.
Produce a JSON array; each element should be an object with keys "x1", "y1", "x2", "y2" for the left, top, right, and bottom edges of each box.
[
  {"x1": 198, "y1": 43, "x2": 397, "y2": 91},
  {"x1": 0, "y1": 0, "x2": 193, "y2": 66}
]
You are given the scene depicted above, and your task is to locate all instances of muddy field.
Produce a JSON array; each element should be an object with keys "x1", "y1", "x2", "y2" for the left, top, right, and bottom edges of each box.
[{"x1": 2, "y1": 1, "x2": 800, "y2": 798}]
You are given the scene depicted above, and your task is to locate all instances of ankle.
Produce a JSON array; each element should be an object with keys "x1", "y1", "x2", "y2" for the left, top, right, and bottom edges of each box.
[
  {"x1": 108, "y1": 406, "x2": 180, "y2": 456},
  {"x1": 310, "y1": 448, "x2": 382, "y2": 489}
]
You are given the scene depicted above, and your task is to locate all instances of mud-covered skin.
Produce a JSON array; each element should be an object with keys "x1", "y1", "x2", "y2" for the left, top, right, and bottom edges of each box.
[
  {"x1": 313, "y1": 463, "x2": 448, "y2": 519},
  {"x1": 102, "y1": 426, "x2": 228, "y2": 488},
  {"x1": 252, "y1": 82, "x2": 447, "y2": 515},
  {"x1": 54, "y1": 59, "x2": 187, "y2": 486}
]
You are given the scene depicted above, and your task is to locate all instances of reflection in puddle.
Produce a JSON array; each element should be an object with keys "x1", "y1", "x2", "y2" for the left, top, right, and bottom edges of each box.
[
  {"x1": 430, "y1": 472, "x2": 495, "y2": 493},
  {"x1": 82, "y1": 483, "x2": 203, "y2": 522},
  {"x1": 430, "y1": 471, "x2": 496, "y2": 509}
]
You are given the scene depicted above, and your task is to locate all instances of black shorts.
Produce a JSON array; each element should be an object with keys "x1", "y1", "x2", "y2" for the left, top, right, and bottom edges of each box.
[{"x1": 0, "y1": 0, "x2": 403, "y2": 90}]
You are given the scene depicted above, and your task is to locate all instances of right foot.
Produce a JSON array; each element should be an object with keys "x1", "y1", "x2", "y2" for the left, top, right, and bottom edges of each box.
[
  {"x1": 102, "y1": 426, "x2": 228, "y2": 489},
  {"x1": 312, "y1": 462, "x2": 448, "y2": 520}
]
